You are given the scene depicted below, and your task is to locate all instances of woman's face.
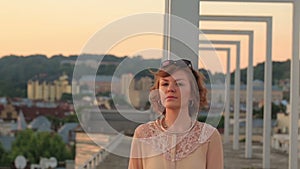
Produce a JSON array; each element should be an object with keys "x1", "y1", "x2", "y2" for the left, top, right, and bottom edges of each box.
[{"x1": 159, "y1": 70, "x2": 192, "y2": 111}]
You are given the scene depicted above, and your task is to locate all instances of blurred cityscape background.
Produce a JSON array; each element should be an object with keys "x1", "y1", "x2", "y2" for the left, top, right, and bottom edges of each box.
[
  {"x1": 0, "y1": 54, "x2": 294, "y2": 168},
  {"x1": 0, "y1": 0, "x2": 299, "y2": 169}
]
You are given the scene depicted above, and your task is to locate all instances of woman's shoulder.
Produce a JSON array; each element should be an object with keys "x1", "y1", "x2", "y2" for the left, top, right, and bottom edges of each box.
[
  {"x1": 133, "y1": 121, "x2": 158, "y2": 138},
  {"x1": 196, "y1": 121, "x2": 217, "y2": 132},
  {"x1": 195, "y1": 121, "x2": 220, "y2": 143}
]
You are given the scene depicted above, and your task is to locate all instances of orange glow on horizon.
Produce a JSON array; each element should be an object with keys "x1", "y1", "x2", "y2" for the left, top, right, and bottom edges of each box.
[{"x1": 0, "y1": 1, "x2": 293, "y2": 72}]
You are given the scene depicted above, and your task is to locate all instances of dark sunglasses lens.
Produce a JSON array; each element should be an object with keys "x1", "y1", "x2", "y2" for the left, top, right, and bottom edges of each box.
[
  {"x1": 182, "y1": 59, "x2": 192, "y2": 67},
  {"x1": 161, "y1": 60, "x2": 173, "y2": 67}
]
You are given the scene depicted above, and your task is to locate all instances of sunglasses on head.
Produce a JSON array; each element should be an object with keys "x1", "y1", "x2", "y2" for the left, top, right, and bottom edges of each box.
[{"x1": 160, "y1": 59, "x2": 192, "y2": 68}]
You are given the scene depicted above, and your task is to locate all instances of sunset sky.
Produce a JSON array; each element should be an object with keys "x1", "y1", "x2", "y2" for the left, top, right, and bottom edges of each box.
[{"x1": 0, "y1": 0, "x2": 293, "y2": 72}]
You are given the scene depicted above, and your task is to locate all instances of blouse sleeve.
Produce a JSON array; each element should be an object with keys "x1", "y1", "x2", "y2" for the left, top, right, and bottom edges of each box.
[
  {"x1": 128, "y1": 126, "x2": 144, "y2": 169},
  {"x1": 206, "y1": 129, "x2": 224, "y2": 169}
]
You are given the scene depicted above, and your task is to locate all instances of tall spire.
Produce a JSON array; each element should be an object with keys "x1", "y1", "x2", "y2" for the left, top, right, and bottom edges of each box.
[{"x1": 17, "y1": 110, "x2": 27, "y2": 130}]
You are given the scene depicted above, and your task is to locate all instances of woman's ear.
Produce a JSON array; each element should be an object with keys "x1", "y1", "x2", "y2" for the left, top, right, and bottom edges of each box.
[
  {"x1": 189, "y1": 100, "x2": 194, "y2": 107},
  {"x1": 149, "y1": 89, "x2": 165, "y2": 115}
]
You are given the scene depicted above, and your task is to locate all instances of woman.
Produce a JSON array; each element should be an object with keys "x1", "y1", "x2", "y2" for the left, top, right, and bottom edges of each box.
[{"x1": 128, "y1": 59, "x2": 223, "y2": 169}]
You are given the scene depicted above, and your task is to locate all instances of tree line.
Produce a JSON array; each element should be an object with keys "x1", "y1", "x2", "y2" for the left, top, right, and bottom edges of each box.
[
  {"x1": 0, "y1": 129, "x2": 74, "y2": 167},
  {"x1": 0, "y1": 54, "x2": 291, "y2": 98},
  {"x1": 231, "y1": 60, "x2": 291, "y2": 85}
]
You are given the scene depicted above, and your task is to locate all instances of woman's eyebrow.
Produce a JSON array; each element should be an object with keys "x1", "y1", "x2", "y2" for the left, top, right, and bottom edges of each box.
[
  {"x1": 160, "y1": 78, "x2": 169, "y2": 82},
  {"x1": 174, "y1": 79, "x2": 185, "y2": 82},
  {"x1": 160, "y1": 78, "x2": 186, "y2": 82}
]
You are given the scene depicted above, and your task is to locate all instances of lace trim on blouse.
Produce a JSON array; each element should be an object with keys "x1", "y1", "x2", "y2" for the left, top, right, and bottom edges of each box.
[{"x1": 136, "y1": 121, "x2": 216, "y2": 161}]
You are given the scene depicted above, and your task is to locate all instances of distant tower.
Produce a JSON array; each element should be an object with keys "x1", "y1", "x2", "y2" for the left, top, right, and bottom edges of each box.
[
  {"x1": 121, "y1": 73, "x2": 134, "y2": 101},
  {"x1": 27, "y1": 80, "x2": 34, "y2": 100},
  {"x1": 136, "y1": 76, "x2": 152, "y2": 91},
  {"x1": 17, "y1": 110, "x2": 27, "y2": 131}
]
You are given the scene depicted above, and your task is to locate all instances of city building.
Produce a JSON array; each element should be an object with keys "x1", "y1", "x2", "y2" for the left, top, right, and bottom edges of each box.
[
  {"x1": 1, "y1": 100, "x2": 74, "y2": 124},
  {"x1": 79, "y1": 75, "x2": 120, "y2": 94},
  {"x1": 0, "y1": 102, "x2": 18, "y2": 121},
  {"x1": 27, "y1": 74, "x2": 79, "y2": 102},
  {"x1": 11, "y1": 110, "x2": 27, "y2": 132},
  {"x1": 0, "y1": 103, "x2": 27, "y2": 136},
  {"x1": 206, "y1": 80, "x2": 284, "y2": 109},
  {"x1": 28, "y1": 115, "x2": 51, "y2": 132},
  {"x1": 128, "y1": 76, "x2": 152, "y2": 109},
  {"x1": 121, "y1": 73, "x2": 134, "y2": 101},
  {"x1": 276, "y1": 101, "x2": 300, "y2": 134},
  {"x1": 272, "y1": 101, "x2": 300, "y2": 158},
  {"x1": 58, "y1": 122, "x2": 79, "y2": 145},
  {"x1": 18, "y1": 105, "x2": 73, "y2": 123}
]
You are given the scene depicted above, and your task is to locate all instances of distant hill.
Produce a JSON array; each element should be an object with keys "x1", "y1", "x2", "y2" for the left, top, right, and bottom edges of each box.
[
  {"x1": 0, "y1": 54, "x2": 74, "y2": 97},
  {"x1": 0, "y1": 54, "x2": 160, "y2": 97},
  {"x1": 0, "y1": 54, "x2": 292, "y2": 97},
  {"x1": 230, "y1": 60, "x2": 291, "y2": 85}
]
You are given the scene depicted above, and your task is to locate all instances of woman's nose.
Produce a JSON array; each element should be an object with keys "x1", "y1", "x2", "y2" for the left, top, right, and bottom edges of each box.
[{"x1": 167, "y1": 83, "x2": 176, "y2": 92}]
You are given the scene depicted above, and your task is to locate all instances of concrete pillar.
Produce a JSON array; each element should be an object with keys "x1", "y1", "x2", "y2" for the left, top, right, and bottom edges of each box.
[
  {"x1": 165, "y1": 0, "x2": 200, "y2": 69},
  {"x1": 233, "y1": 42, "x2": 241, "y2": 150},
  {"x1": 289, "y1": 1, "x2": 300, "y2": 169},
  {"x1": 263, "y1": 17, "x2": 272, "y2": 169},
  {"x1": 225, "y1": 50, "x2": 231, "y2": 144},
  {"x1": 245, "y1": 31, "x2": 254, "y2": 158}
]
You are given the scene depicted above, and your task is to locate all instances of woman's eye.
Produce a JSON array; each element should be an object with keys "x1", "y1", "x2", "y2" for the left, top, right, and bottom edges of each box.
[
  {"x1": 161, "y1": 83, "x2": 168, "y2": 86},
  {"x1": 176, "y1": 83, "x2": 184, "y2": 86}
]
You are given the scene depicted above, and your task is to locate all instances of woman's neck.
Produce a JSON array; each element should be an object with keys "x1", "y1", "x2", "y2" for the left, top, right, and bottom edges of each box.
[{"x1": 164, "y1": 107, "x2": 192, "y2": 132}]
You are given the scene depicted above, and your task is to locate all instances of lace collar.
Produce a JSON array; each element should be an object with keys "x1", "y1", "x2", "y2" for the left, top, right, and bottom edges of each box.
[{"x1": 136, "y1": 120, "x2": 216, "y2": 161}]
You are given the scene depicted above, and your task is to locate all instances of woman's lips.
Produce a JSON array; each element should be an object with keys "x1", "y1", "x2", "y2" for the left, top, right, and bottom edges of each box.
[{"x1": 166, "y1": 96, "x2": 177, "y2": 100}]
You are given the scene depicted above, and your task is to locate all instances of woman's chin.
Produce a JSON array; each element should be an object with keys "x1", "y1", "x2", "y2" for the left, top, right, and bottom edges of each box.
[{"x1": 164, "y1": 103, "x2": 180, "y2": 110}]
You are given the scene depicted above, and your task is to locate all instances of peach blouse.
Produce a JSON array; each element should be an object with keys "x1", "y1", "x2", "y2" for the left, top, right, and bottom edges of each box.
[{"x1": 128, "y1": 120, "x2": 224, "y2": 169}]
